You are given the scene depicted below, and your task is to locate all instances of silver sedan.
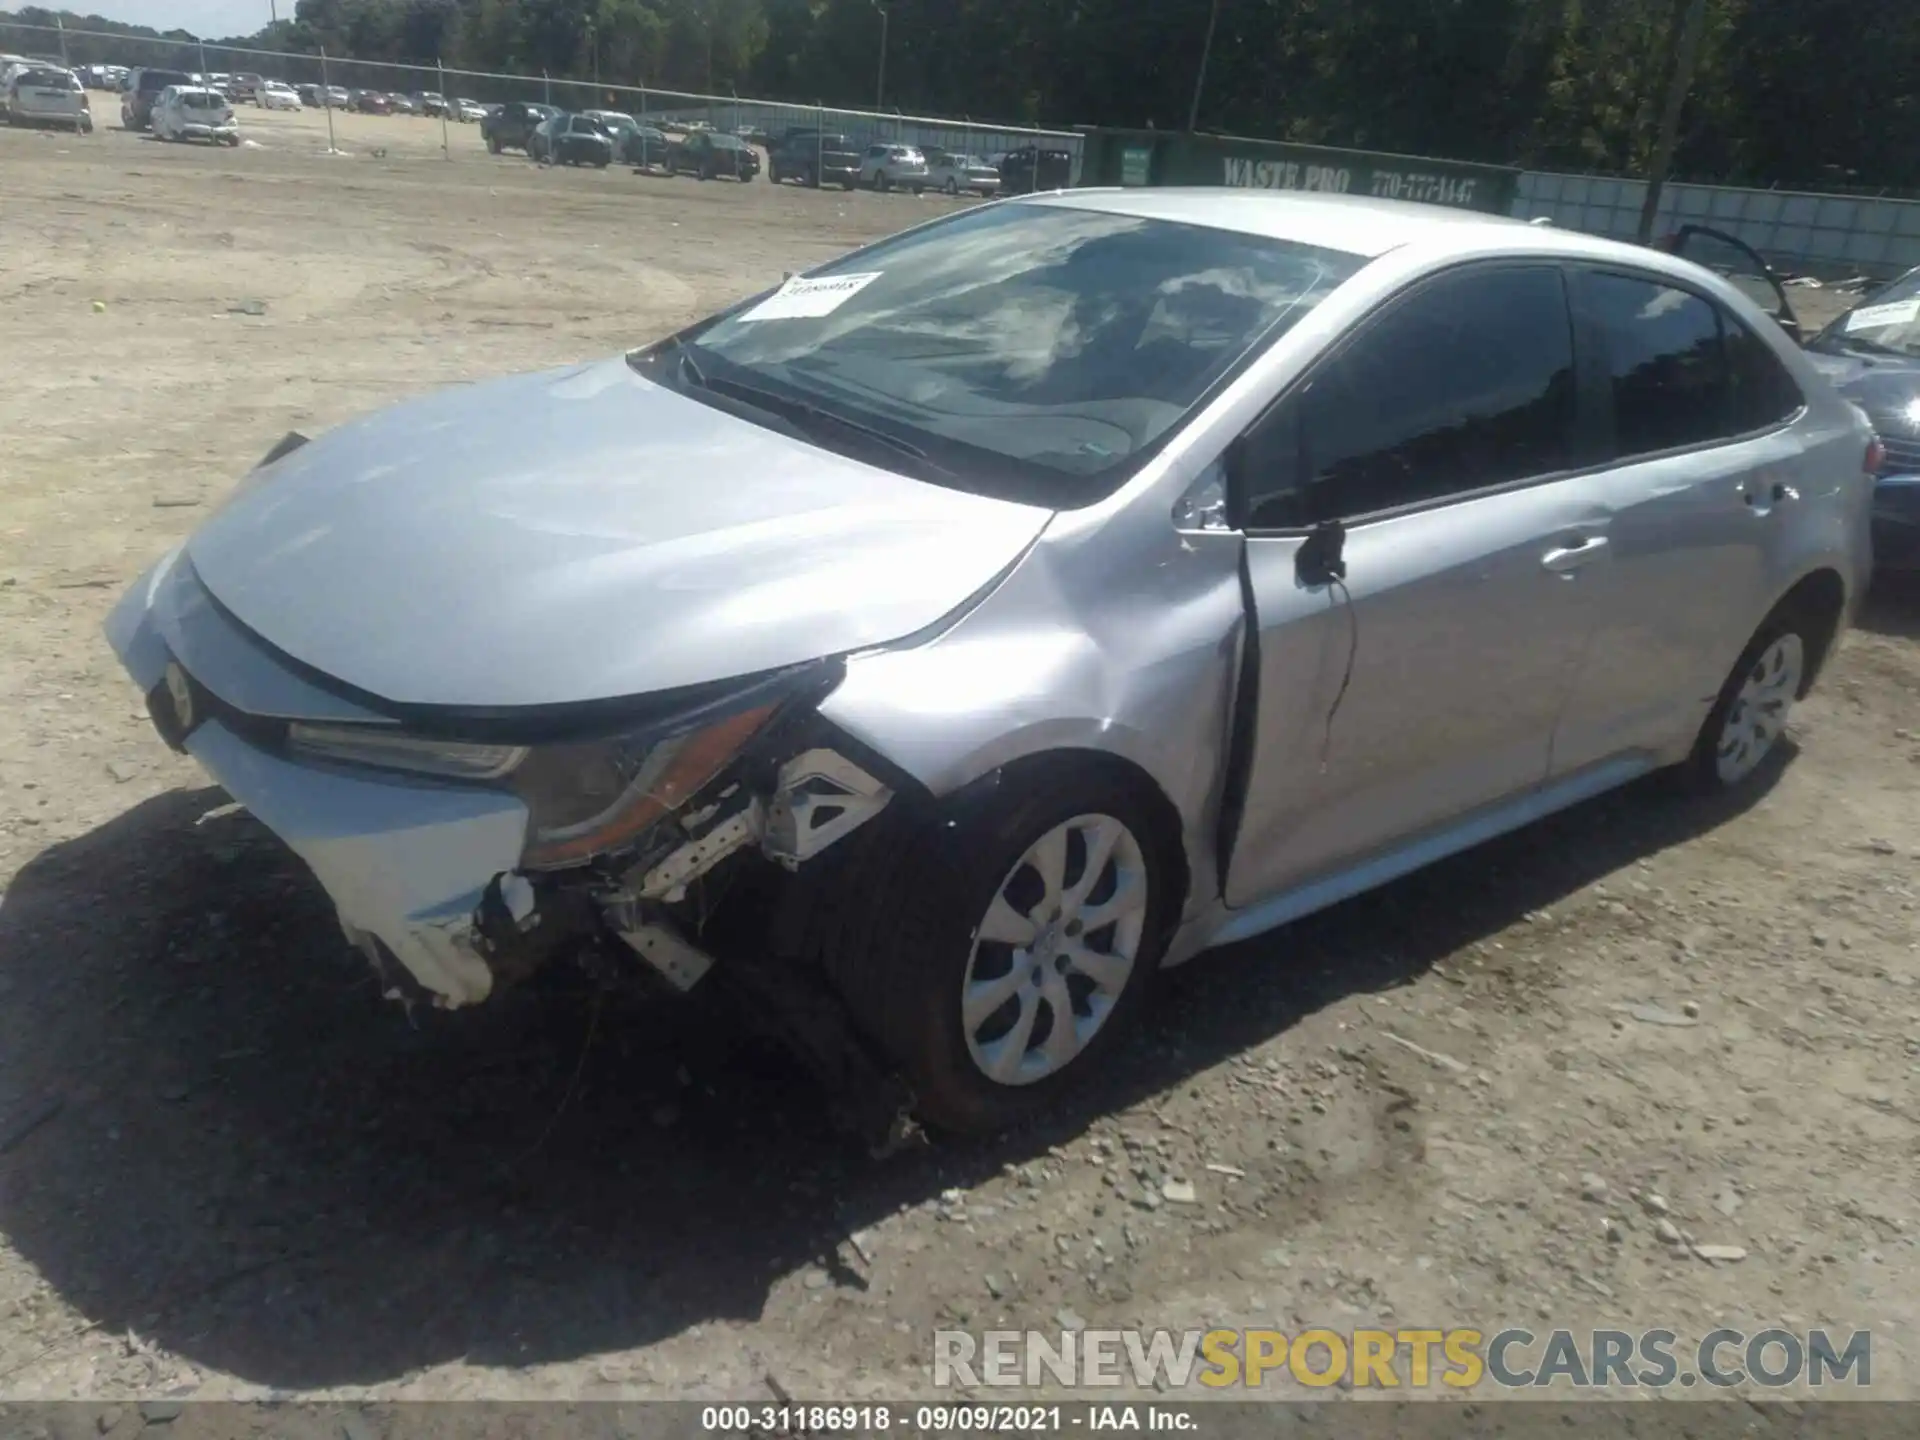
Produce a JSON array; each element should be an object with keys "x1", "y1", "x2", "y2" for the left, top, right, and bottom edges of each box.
[{"x1": 107, "y1": 190, "x2": 1875, "y2": 1134}]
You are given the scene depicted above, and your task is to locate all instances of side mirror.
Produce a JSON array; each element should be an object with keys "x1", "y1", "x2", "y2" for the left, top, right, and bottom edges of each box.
[{"x1": 1296, "y1": 518, "x2": 1347, "y2": 587}]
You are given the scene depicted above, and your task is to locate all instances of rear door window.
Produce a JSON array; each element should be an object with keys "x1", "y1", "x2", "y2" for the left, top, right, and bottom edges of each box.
[{"x1": 1585, "y1": 272, "x2": 1736, "y2": 458}]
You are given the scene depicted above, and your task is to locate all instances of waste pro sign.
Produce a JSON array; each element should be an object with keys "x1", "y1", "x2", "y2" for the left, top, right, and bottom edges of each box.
[{"x1": 1081, "y1": 128, "x2": 1519, "y2": 217}]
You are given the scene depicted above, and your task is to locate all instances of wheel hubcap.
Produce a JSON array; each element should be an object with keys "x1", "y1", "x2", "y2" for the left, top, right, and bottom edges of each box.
[
  {"x1": 1715, "y1": 633, "x2": 1803, "y2": 785},
  {"x1": 962, "y1": 813, "x2": 1148, "y2": 1087}
]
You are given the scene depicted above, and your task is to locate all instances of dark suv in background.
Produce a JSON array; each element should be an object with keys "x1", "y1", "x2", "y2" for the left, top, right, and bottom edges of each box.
[
  {"x1": 119, "y1": 67, "x2": 191, "y2": 130},
  {"x1": 768, "y1": 129, "x2": 859, "y2": 188},
  {"x1": 482, "y1": 100, "x2": 559, "y2": 154},
  {"x1": 998, "y1": 145, "x2": 1074, "y2": 194}
]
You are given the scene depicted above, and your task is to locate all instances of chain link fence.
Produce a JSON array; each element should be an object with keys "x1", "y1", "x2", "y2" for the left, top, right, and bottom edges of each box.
[{"x1": 0, "y1": 19, "x2": 1082, "y2": 175}]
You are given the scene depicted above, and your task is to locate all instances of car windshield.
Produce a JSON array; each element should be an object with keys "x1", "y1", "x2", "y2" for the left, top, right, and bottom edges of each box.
[
  {"x1": 19, "y1": 69, "x2": 77, "y2": 88},
  {"x1": 642, "y1": 200, "x2": 1365, "y2": 506},
  {"x1": 1812, "y1": 269, "x2": 1920, "y2": 359}
]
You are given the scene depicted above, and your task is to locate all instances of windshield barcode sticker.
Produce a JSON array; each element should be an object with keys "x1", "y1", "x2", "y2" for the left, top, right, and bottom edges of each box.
[
  {"x1": 737, "y1": 272, "x2": 881, "y2": 322},
  {"x1": 1845, "y1": 297, "x2": 1920, "y2": 332}
]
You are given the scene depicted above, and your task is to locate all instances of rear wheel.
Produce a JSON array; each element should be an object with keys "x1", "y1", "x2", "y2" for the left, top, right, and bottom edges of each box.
[
  {"x1": 943, "y1": 176, "x2": 959, "y2": 195},
  {"x1": 487, "y1": 134, "x2": 500, "y2": 154},
  {"x1": 810, "y1": 761, "x2": 1175, "y2": 1134},
  {"x1": 1677, "y1": 614, "x2": 1810, "y2": 794}
]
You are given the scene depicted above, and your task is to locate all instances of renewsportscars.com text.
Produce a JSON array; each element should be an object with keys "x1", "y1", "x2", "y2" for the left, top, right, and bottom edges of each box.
[{"x1": 934, "y1": 1327, "x2": 1872, "y2": 1390}]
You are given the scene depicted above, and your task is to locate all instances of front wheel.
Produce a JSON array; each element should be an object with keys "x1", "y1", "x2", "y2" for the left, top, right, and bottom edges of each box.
[
  {"x1": 810, "y1": 762, "x2": 1174, "y2": 1134},
  {"x1": 943, "y1": 177, "x2": 959, "y2": 195},
  {"x1": 1677, "y1": 614, "x2": 1811, "y2": 794}
]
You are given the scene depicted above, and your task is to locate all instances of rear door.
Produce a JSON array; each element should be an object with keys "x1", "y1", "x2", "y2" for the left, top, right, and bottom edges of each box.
[
  {"x1": 1224, "y1": 263, "x2": 1611, "y2": 909},
  {"x1": 1548, "y1": 267, "x2": 1810, "y2": 775}
]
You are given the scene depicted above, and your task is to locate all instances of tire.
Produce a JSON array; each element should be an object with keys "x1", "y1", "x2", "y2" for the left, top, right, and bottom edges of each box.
[
  {"x1": 912, "y1": 184, "x2": 925, "y2": 196},
  {"x1": 943, "y1": 177, "x2": 958, "y2": 195},
  {"x1": 805, "y1": 760, "x2": 1177, "y2": 1134},
  {"x1": 595, "y1": 156, "x2": 608, "y2": 169},
  {"x1": 1675, "y1": 612, "x2": 1811, "y2": 795},
  {"x1": 876, "y1": 171, "x2": 891, "y2": 192},
  {"x1": 487, "y1": 135, "x2": 501, "y2": 154}
]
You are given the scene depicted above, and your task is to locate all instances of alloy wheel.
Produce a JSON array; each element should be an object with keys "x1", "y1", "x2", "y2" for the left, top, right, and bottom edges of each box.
[
  {"x1": 962, "y1": 813, "x2": 1149, "y2": 1086},
  {"x1": 1715, "y1": 633, "x2": 1803, "y2": 785}
]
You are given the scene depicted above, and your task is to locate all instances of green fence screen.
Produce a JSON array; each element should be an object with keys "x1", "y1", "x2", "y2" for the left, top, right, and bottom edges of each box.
[{"x1": 1079, "y1": 128, "x2": 1521, "y2": 217}]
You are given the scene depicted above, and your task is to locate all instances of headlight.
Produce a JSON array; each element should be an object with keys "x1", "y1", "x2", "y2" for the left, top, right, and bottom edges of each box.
[
  {"x1": 286, "y1": 723, "x2": 526, "y2": 779},
  {"x1": 286, "y1": 681, "x2": 801, "y2": 871},
  {"x1": 510, "y1": 702, "x2": 776, "y2": 870}
]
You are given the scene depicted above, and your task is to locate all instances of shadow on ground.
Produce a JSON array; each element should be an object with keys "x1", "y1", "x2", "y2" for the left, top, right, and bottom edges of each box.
[
  {"x1": 1859, "y1": 569, "x2": 1920, "y2": 640},
  {"x1": 0, "y1": 753, "x2": 1784, "y2": 1389}
]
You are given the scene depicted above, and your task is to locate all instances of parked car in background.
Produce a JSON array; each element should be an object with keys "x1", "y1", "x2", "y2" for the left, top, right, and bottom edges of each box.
[
  {"x1": 415, "y1": 91, "x2": 448, "y2": 116},
  {"x1": 581, "y1": 108, "x2": 639, "y2": 153},
  {"x1": 768, "y1": 129, "x2": 859, "y2": 189},
  {"x1": 924, "y1": 148, "x2": 1000, "y2": 196},
  {"x1": 529, "y1": 112, "x2": 613, "y2": 167},
  {"x1": 350, "y1": 90, "x2": 392, "y2": 115},
  {"x1": 5, "y1": 65, "x2": 90, "y2": 132},
  {"x1": 620, "y1": 122, "x2": 672, "y2": 168},
  {"x1": 296, "y1": 83, "x2": 321, "y2": 106},
  {"x1": 151, "y1": 84, "x2": 239, "y2": 145},
  {"x1": 120, "y1": 67, "x2": 192, "y2": 130},
  {"x1": 102, "y1": 191, "x2": 1873, "y2": 1136},
  {"x1": 482, "y1": 100, "x2": 556, "y2": 154},
  {"x1": 388, "y1": 92, "x2": 417, "y2": 115},
  {"x1": 998, "y1": 145, "x2": 1074, "y2": 194},
  {"x1": 454, "y1": 97, "x2": 486, "y2": 123},
  {"x1": 860, "y1": 142, "x2": 930, "y2": 192},
  {"x1": 667, "y1": 129, "x2": 760, "y2": 181},
  {"x1": 258, "y1": 80, "x2": 301, "y2": 111},
  {"x1": 322, "y1": 85, "x2": 350, "y2": 109},
  {"x1": 228, "y1": 73, "x2": 263, "y2": 103}
]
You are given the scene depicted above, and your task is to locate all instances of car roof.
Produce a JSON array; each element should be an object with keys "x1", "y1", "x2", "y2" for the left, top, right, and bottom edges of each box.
[{"x1": 1020, "y1": 187, "x2": 1693, "y2": 270}]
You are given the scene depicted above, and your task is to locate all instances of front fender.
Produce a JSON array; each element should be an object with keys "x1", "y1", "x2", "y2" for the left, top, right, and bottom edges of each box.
[{"x1": 816, "y1": 517, "x2": 1248, "y2": 924}]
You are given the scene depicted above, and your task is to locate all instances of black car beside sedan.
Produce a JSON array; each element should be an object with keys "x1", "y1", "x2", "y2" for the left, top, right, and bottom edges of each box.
[
  {"x1": 529, "y1": 112, "x2": 614, "y2": 167},
  {"x1": 666, "y1": 129, "x2": 759, "y2": 181}
]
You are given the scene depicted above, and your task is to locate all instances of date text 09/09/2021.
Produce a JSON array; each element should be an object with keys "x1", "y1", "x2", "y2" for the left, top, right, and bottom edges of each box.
[{"x1": 700, "y1": 1406, "x2": 1190, "y2": 1433}]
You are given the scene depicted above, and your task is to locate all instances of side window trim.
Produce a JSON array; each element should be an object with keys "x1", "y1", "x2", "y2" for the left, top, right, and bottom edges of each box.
[{"x1": 1230, "y1": 259, "x2": 1584, "y2": 535}]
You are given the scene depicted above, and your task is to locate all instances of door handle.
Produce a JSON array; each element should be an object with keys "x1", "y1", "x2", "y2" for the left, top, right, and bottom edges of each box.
[{"x1": 1541, "y1": 534, "x2": 1608, "y2": 574}]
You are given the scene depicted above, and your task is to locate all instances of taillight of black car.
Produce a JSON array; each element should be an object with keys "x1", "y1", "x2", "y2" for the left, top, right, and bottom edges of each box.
[{"x1": 1865, "y1": 436, "x2": 1886, "y2": 476}]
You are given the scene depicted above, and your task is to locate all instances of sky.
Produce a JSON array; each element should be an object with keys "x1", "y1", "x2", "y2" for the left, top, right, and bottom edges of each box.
[{"x1": 62, "y1": 0, "x2": 276, "y2": 40}]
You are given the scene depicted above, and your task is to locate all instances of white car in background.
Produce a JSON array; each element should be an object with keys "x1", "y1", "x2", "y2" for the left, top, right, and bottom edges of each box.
[
  {"x1": 455, "y1": 97, "x2": 486, "y2": 122},
  {"x1": 151, "y1": 85, "x2": 239, "y2": 145},
  {"x1": 924, "y1": 148, "x2": 1000, "y2": 196},
  {"x1": 860, "y1": 142, "x2": 930, "y2": 192},
  {"x1": 4, "y1": 64, "x2": 90, "y2": 132},
  {"x1": 258, "y1": 80, "x2": 301, "y2": 111}
]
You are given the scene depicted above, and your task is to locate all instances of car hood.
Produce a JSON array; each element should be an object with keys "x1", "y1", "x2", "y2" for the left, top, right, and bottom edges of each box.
[
  {"x1": 185, "y1": 356, "x2": 1052, "y2": 709},
  {"x1": 1804, "y1": 345, "x2": 1920, "y2": 433}
]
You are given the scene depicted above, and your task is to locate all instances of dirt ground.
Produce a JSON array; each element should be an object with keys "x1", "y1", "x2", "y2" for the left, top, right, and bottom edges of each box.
[{"x1": 0, "y1": 98, "x2": 1917, "y2": 1415}]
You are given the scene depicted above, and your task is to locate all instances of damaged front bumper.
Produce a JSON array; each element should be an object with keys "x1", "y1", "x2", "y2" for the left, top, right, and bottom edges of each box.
[{"x1": 105, "y1": 548, "x2": 896, "y2": 1010}]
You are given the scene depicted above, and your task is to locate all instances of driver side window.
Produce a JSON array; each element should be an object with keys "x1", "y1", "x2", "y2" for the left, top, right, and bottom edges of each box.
[{"x1": 1235, "y1": 265, "x2": 1578, "y2": 530}]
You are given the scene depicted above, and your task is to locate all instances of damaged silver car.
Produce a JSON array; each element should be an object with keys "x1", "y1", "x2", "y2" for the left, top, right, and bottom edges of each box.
[{"x1": 108, "y1": 190, "x2": 1875, "y2": 1135}]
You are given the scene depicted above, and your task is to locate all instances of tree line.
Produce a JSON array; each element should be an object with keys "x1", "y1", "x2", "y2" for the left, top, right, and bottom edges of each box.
[{"x1": 5, "y1": 0, "x2": 1915, "y2": 192}]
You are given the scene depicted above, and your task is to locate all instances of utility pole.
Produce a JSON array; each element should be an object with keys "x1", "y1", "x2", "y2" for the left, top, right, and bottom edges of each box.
[
  {"x1": 1187, "y1": 0, "x2": 1222, "y2": 133},
  {"x1": 55, "y1": 13, "x2": 68, "y2": 65},
  {"x1": 871, "y1": 1, "x2": 888, "y2": 111},
  {"x1": 1637, "y1": 0, "x2": 1710, "y2": 243}
]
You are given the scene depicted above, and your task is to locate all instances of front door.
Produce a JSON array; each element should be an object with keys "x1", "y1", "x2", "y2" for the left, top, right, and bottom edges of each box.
[{"x1": 1223, "y1": 263, "x2": 1609, "y2": 908}]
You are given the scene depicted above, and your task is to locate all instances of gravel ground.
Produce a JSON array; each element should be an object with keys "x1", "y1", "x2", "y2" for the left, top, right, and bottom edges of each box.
[{"x1": 0, "y1": 101, "x2": 1916, "y2": 1412}]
